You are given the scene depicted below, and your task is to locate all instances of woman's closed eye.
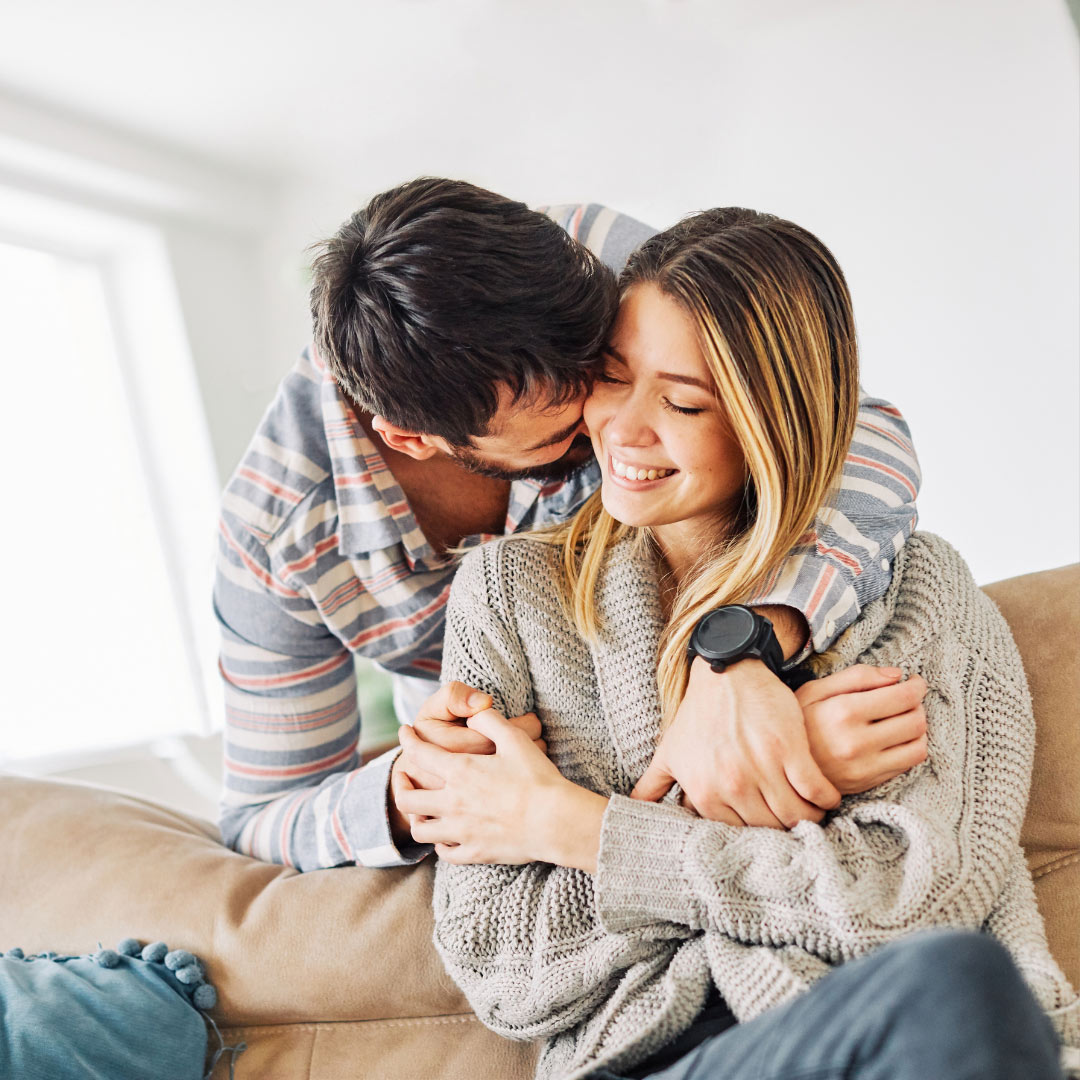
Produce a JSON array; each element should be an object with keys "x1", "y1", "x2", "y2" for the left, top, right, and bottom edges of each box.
[{"x1": 662, "y1": 398, "x2": 704, "y2": 416}]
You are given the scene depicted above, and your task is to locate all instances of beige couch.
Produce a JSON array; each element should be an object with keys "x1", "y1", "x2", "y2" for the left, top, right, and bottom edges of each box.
[{"x1": 2, "y1": 564, "x2": 1078, "y2": 1079}]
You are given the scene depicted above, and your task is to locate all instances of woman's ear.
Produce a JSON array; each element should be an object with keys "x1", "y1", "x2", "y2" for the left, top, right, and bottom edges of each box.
[{"x1": 370, "y1": 415, "x2": 440, "y2": 460}]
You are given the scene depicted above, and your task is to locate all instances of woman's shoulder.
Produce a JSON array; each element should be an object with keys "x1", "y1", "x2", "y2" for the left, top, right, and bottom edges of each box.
[
  {"x1": 895, "y1": 532, "x2": 1021, "y2": 654},
  {"x1": 891, "y1": 531, "x2": 988, "y2": 624},
  {"x1": 892, "y1": 532, "x2": 978, "y2": 605},
  {"x1": 451, "y1": 534, "x2": 565, "y2": 614}
]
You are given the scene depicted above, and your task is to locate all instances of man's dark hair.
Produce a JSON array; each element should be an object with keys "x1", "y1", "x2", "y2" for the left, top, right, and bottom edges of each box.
[{"x1": 309, "y1": 178, "x2": 618, "y2": 445}]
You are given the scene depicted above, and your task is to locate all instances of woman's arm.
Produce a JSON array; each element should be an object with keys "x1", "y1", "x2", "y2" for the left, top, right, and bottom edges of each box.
[{"x1": 591, "y1": 536, "x2": 1034, "y2": 961}]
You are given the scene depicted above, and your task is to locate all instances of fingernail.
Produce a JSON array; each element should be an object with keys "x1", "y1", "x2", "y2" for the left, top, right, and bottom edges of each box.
[{"x1": 467, "y1": 692, "x2": 489, "y2": 708}]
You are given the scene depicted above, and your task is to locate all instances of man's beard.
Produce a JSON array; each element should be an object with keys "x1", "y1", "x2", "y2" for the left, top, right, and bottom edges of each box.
[{"x1": 449, "y1": 433, "x2": 596, "y2": 483}]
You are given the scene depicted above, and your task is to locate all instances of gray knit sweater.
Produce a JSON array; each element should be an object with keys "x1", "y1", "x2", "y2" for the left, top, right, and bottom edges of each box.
[{"x1": 433, "y1": 532, "x2": 1080, "y2": 1080}]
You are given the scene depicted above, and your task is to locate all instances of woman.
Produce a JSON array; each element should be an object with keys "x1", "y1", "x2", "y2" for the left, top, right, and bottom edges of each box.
[{"x1": 397, "y1": 208, "x2": 1079, "y2": 1079}]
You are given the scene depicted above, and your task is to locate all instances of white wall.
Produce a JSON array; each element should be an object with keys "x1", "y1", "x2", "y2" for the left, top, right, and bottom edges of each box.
[{"x1": 258, "y1": 0, "x2": 1079, "y2": 585}]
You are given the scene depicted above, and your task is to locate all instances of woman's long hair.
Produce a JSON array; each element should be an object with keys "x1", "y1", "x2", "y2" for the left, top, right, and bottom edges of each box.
[{"x1": 541, "y1": 208, "x2": 860, "y2": 728}]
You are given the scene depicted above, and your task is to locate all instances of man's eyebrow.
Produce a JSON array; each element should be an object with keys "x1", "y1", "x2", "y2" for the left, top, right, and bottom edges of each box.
[{"x1": 525, "y1": 415, "x2": 584, "y2": 452}]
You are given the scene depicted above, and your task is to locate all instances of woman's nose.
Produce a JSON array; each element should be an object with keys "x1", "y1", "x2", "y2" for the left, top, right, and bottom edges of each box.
[{"x1": 606, "y1": 401, "x2": 655, "y2": 448}]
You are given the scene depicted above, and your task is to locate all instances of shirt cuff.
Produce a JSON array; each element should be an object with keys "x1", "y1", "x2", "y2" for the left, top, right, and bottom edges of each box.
[
  {"x1": 343, "y1": 745, "x2": 432, "y2": 868},
  {"x1": 751, "y1": 561, "x2": 860, "y2": 658}
]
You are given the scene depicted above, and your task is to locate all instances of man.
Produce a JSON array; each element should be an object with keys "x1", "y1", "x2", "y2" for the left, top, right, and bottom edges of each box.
[{"x1": 215, "y1": 178, "x2": 922, "y2": 870}]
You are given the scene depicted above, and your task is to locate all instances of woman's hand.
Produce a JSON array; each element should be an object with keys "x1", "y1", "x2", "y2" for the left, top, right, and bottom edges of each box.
[
  {"x1": 388, "y1": 681, "x2": 547, "y2": 847},
  {"x1": 797, "y1": 666, "x2": 929, "y2": 795},
  {"x1": 396, "y1": 709, "x2": 607, "y2": 871}
]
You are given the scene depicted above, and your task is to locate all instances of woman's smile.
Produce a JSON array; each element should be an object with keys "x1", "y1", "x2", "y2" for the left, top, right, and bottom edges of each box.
[{"x1": 608, "y1": 452, "x2": 679, "y2": 487}]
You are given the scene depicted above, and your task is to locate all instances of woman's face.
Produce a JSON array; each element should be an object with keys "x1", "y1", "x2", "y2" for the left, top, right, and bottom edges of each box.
[{"x1": 584, "y1": 282, "x2": 747, "y2": 535}]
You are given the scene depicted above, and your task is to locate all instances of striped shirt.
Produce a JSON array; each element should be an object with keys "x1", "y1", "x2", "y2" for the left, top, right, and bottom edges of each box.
[{"x1": 215, "y1": 203, "x2": 922, "y2": 871}]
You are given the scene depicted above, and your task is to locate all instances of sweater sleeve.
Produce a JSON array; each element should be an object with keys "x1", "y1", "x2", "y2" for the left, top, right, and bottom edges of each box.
[
  {"x1": 432, "y1": 546, "x2": 692, "y2": 1041},
  {"x1": 595, "y1": 538, "x2": 1036, "y2": 962}
]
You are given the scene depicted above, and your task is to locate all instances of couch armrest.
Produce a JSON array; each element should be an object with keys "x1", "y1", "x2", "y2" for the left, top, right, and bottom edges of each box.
[{"x1": 0, "y1": 775, "x2": 467, "y2": 1027}]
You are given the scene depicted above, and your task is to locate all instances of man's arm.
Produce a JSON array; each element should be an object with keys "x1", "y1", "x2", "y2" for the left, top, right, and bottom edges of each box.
[
  {"x1": 750, "y1": 391, "x2": 922, "y2": 655},
  {"x1": 215, "y1": 498, "x2": 425, "y2": 871}
]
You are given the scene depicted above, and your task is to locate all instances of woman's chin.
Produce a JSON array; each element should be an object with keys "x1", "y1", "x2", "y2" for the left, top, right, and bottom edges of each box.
[{"x1": 600, "y1": 486, "x2": 662, "y2": 528}]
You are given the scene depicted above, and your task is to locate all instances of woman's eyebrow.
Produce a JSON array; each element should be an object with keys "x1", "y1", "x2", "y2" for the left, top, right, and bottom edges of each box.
[
  {"x1": 656, "y1": 372, "x2": 711, "y2": 390},
  {"x1": 605, "y1": 345, "x2": 710, "y2": 391}
]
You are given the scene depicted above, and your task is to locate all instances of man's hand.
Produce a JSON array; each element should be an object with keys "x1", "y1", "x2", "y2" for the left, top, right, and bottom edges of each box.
[
  {"x1": 797, "y1": 666, "x2": 929, "y2": 794},
  {"x1": 631, "y1": 657, "x2": 842, "y2": 829},
  {"x1": 388, "y1": 681, "x2": 547, "y2": 847},
  {"x1": 396, "y1": 709, "x2": 604, "y2": 868}
]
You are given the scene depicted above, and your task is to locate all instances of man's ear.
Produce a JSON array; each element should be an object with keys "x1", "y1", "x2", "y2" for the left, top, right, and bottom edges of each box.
[{"x1": 370, "y1": 415, "x2": 440, "y2": 460}]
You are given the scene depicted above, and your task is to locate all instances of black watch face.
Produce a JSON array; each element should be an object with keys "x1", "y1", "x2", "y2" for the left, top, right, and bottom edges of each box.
[{"x1": 697, "y1": 606, "x2": 757, "y2": 656}]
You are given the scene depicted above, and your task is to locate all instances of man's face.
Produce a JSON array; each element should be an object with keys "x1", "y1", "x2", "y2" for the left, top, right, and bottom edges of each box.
[{"x1": 436, "y1": 384, "x2": 596, "y2": 482}]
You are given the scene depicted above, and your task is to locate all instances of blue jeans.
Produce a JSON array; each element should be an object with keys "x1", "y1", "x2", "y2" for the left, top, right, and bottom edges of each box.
[{"x1": 594, "y1": 930, "x2": 1063, "y2": 1080}]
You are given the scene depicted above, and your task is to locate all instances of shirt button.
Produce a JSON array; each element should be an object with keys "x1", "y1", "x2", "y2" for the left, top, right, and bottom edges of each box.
[
  {"x1": 880, "y1": 558, "x2": 890, "y2": 571},
  {"x1": 825, "y1": 619, "x2": 837, "y2": 637}
]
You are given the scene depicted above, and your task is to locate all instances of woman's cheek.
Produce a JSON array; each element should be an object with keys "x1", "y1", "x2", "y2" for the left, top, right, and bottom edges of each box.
[{"x1": 583, "y1": 393, "x2": 610, "y2": 442}]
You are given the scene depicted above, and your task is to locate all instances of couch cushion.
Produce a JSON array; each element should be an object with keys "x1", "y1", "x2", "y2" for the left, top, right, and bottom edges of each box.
[
  {"x1": 0, "y1": 776, "x2": 466, "y2": 1027},
  {"x1": 983, "y1": 564, "x2": 1080, "y2": 858},
  {"x1": 208, "y1": 1016, "x2": 534, "y2": 1080}
]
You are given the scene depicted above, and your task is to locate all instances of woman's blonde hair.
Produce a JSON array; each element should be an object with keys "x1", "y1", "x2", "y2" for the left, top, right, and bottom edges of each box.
[{"x1": 541, "y1": 208, "x2": 860, "y2": 727}]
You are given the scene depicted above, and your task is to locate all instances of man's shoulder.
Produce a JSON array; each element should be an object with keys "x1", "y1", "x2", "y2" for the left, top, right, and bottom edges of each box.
[
  {"x1": 535, "y1": 203, "x2": 657, "y2": 275},
  {"x1": 221, "y1": 347, "x2": 338, "y2": 548}
]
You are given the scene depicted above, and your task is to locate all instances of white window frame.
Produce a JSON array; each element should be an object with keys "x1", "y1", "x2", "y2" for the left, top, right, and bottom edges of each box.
[{"x1": 0, "y1": 185, "x2": 223, "y2": 774}]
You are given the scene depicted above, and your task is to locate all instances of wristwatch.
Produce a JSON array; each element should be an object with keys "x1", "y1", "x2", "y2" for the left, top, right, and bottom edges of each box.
[{"x1": 688, "y1": 605, "x2": 786, "y2": 679}]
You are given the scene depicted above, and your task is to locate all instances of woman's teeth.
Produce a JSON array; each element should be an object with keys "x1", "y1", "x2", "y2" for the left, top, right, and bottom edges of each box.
[{"x1": 612, "y1": 457, "x2": 675, "y2": 481}]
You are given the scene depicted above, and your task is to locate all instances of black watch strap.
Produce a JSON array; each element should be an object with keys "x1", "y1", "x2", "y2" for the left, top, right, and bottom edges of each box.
[{"x1": 743, "y1": 615, "x2": 786, "y2": 678}]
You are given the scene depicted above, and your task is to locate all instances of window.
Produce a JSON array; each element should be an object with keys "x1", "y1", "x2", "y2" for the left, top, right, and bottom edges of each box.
[{"x1": 0, "y1": 189, "x2": 221, "y2": 767}]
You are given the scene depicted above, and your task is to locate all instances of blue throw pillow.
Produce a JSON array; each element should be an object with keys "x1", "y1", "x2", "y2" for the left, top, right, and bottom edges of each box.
[{"x1": 0, "y1": 939, "x2": 243, "y2": 1080}]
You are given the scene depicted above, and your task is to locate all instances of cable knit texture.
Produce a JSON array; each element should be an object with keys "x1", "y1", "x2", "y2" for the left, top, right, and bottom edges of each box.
[{"x1": 433, "y1": 532, "x2": 1080, "y2": 1080}]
